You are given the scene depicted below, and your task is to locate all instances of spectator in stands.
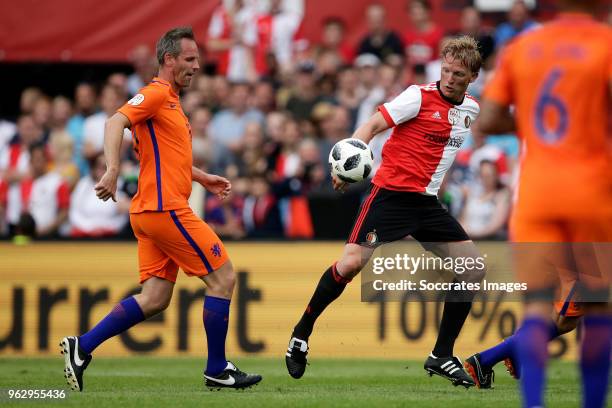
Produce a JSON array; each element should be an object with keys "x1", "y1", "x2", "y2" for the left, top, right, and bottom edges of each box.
[
  {"x1": 69, "y1": 152, "x2": 129, "y2": 237},
  {"x1": 19, "y1": 87, "x2": 43, "y2": 115},
  {"x1": 314, "y1": 103, "x2": 351, "y2": 169},
  {"x1": 31, "y1": 96, "x2": 52, "y2": 135},
  {"x1": 403, "y1": 0, "x2": 444, "y2": 68},
  {"x1": 66, "y1": 82, "x2": 97, "y2": 175},
  {"x1": 233, "y1": 121, "x2": 268, "y2": 178},
  {"x1": 459, "y1": 160, "x2": 510, "y2": 240},
  {"x1": 272, "y1": 130, "x2": 319, "y2": 239},
  {"x1": 213, "y1": 75, "x2": 232, "y2": 111},
  {"x1": 181, "y1": 90, "x2": 204, "y2": 117},
  {"x1": 0, "y1": 178, "x2": 7, "y2": 236},
  {"x1": 273, "y1": 117, "x2": 302, "y2": 179},
  {"x1": 335, "y1": 65, "x2": 365, "y2": 128},
  {"x1": 494, "y1": 0, "x2": 538, "y2": 49},
  {"x1": 457, "y1": 7, "x2": 495, "y2": 67},
  {"x1": 252, "y1": 79, "x2": 276, "y2": 114},
  {"x1": 82, "y1": 84, "x2": 130, "y2": 160},
  {"x1": 242, "y1": 174, "x2": 282, "y2": 237},
  {"x1": 126, "y1": 45, "x2": 157, "y2": 96},
  {"x1": 356, "y1": 3, "x2": 404, "y2": 61},
  {"x1": 191, "y1": 106, "x2": 234, "y2": 176},
  {"x1": 205, "y1": 176, "x2": 246, "y2": 240},
  {"x1": 284, "y1": 60, "x2": 325, "y2": 122},
  {"x1": 50, "y1": 96, "x2": 73, "y2": 133},
  {"x1": 0, "y1": 115, "x2": 44, "y2": 185},
  {"x1": 207, "y1": 0, "x2": 257, "y2": 82},
  {"x1": 0, "y1": 119, "x2": 16, "y2": 153},
  {"x1": 464, "y1": 122, "x2": 511, "y2": 186},
  {"x1": 107, "y1": 73, "x2": 129, "y2": 100},
  {"x1": 5, "y1": 142, "x2": 70, "y2": 237},
  {"x1": 48, "y1": 130, "x2": 79, "y2": 188},
  {"x1": 254, "y1": 0, "x2": 307, "y2": 76},
  {"x1": 209, "y1": 81, "x2": 264, "y2": 153},
  {"x1": 315, "y1": 50, "x2": 343, "y2": 78},
  {"x1": 315, "y1": 17, "x2": 354, "y2": 65},
  {"x1": 265, "y1": 111, "x2": 287, "y2": 142},
  {"x1": 354, "y1": 53, "x2": 381, "y2": 109},
  {"x1": 355, "y1": 63, "x2": 401, "y2": 127},
  {"x1": 193, "y1": 74, "x2": 233, "y2": 113}
]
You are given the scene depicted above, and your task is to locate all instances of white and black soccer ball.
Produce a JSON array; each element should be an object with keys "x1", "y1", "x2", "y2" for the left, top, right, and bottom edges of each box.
[{"x1": 328, "y1": 138, "x2": 374, "y2": 183}]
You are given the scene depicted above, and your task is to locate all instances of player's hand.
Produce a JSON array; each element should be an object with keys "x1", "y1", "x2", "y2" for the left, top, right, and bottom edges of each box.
[
  {"x1": 95, "y1": 170, "x2": 118, "y2": 202},
  {"x1": 331, "y1": 173, "x2": 347, "y2": 192},
  {"x1": 201, "y1": 174, "x2": 232, "y2": 200}
]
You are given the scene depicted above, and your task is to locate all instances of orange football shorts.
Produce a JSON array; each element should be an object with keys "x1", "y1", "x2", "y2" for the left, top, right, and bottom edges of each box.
[{"x1": 130, "y1": 207, "x2": 229, "y2": 283}]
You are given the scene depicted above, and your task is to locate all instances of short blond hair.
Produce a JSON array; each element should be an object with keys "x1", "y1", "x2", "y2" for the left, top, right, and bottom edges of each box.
[{"x1": 440, "y1": 36, "x2": 482, "y2": 74}]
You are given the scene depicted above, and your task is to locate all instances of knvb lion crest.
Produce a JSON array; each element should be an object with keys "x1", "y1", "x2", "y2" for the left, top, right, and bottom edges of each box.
[{"x1": 211, "y1": 243, "x2": 222, "y2": 257}]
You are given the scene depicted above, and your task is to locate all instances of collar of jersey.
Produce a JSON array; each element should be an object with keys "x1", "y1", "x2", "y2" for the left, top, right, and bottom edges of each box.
[
  {"x1": 556, "y1": 12, "x2": 594, "y2": 22},
  {"x1": 151, "y1": 77, "x2": 178, "y2": 98},
  {"x1": 436, "y1": 81, "x2": 464, "y2": 106}
]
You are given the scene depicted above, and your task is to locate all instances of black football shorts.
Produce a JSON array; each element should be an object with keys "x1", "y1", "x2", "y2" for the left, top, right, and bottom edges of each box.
[{"x1": 347, "y1": 184, "x2": 469, "y2": 246}]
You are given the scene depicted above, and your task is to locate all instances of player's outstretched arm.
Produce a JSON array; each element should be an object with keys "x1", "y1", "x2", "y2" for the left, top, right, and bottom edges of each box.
[
  {"x1": 192, "y1": 166, "x2": 231, "y2": 200},
  {"x1": 331, "y1": 111, "x2": 390, "y2": 192},
  {"x1": 352, "y1": 111, "x2": 391, "y2": 145},
  {"x1": 478, "y1": 99, "x2": 516, "y2": 135},
  {"x1": 95, "y1": 112, "x2": 130, "y2": 202}
]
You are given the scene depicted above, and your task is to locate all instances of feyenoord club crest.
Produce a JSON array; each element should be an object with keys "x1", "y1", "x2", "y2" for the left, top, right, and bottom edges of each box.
[
  {"x1": 447, "y1": 108, "x2": 460, "y2": 125},
  {"x1": 464, "y1": 115, "x2": 472, "y2": 128},
  {"x1": 366, "y1": 230, "x2": 378, "y2": 245}
]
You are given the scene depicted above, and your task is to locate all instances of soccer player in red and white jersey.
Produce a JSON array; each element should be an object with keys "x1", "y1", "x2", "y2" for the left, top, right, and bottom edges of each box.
[{"x1": 286, "y1": 37, "x2": 483, "y2": 387}]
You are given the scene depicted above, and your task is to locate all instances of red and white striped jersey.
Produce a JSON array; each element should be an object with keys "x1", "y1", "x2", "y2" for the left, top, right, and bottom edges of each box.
[
  {"x1": 6, "y1": 172, "x2": 70, "y2": 231},
  {"x1": 374, "y1": 82, "x2": 480, "y2": 195}
]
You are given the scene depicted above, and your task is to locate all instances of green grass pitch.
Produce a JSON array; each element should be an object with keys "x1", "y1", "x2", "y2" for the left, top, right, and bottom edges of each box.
[{"x1": 0, "y1": 357, "x2": 584, "y2": 407}]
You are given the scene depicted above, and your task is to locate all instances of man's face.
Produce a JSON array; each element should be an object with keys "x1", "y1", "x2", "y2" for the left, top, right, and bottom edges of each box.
[
  {"x1": 100, "y1": 87, "x2": 122, "y2": 114},
  {"x1": 170, "y1": 39, "x2": 200, "y2": 89},
  {"x1": 30, "y1": 149, "x2": 47, "y2": 178},
  {"x1": 18, "y1": 116, "x2": 42, "y2": 146},
  {"x1": 230, "y1": 85, "x2": 249, "y2": 112},
  {"x1": 509, "y1": 1, "x2": 529, "y2": 27},
  {"x1": 75, "y1": 84, "x2": 96, "y2": 113},
  {"x1": 439, "y1": 55, "x2": 477, "y2": 102},
  {"x1": 367, "y1": 6, "x2": 385, "y2": 32}
]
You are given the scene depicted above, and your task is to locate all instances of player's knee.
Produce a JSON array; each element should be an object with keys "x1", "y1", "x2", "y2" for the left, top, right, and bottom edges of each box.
[
  {"x1": 459, "y1": 261, "x2": 487, "y2": 284},
  {"x1": 556, "y1": 315, "x2": 579, "y2": 335},
  {"x1": 470, "y1": 263, "x2": 487, "y2": 282},
  {"x1": 337, "y1": 255, "x2": 363, "y2": 279},
  {"x1": 206, "y1": 262, "x2": 236, "y2": 298},
  {"x1": 139, "y1": 294, "x2": 171, "y2": 315}
]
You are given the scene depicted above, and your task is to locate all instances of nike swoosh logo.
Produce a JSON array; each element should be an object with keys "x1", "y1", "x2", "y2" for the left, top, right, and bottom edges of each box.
[
  {"x1": 73, "y1": 339, "x2": 85, "y2": 367},
  {"x1": 205, "y1": 374, "x2": 235, "y2": 385}
]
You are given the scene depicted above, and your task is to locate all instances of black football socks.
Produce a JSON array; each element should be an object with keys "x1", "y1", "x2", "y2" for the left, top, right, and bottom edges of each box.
[{"x1": 293, "y1": 264, "x2": 351, "y2": 340}]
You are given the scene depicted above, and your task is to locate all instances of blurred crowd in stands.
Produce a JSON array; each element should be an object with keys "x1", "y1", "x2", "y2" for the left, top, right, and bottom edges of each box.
[{"x1": 2, "y1": 0, "x2": 574, "y2": 241}]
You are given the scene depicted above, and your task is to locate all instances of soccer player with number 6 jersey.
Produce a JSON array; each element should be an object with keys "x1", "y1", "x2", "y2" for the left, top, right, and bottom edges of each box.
[{"x1": 478, "y1": 0, "x2": 612, "y2": 406}]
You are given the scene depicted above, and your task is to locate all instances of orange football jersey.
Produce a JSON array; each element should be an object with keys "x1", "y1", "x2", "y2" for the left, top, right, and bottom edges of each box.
[
  {"x1": 483, "y1": 13, "x2": 612, "y2": 220},
  {"x1": 118, "y1": 78, "x2": 193, "y2": 213}
]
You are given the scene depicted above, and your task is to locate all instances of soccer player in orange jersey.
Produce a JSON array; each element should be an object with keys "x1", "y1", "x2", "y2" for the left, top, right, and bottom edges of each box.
[
  {"x1": 60, "y1": 27, "x2": 261, "y2": 392},
  {"x1": 477, "y1": 0, "x2": 611, "y2": 406}
]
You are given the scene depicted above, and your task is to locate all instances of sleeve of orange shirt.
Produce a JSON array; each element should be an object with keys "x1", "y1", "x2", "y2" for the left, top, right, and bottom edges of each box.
[
  {"x1": 118, "y1": 84, "x2": 169, "y2": 127},
  {"x1": 482, "y1": 44, "x2": 516, "y2": 108}
]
